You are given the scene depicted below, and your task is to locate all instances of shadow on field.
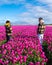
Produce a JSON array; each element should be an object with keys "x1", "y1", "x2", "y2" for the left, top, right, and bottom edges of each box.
[{"x1": 42, "y1": 43, "x2": 52, "y2": 65}]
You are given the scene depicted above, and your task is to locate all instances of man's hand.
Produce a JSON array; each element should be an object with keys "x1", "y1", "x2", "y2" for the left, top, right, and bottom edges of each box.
[{"x1": 10, "y1": 28, "x2": 12, "y2": 30}]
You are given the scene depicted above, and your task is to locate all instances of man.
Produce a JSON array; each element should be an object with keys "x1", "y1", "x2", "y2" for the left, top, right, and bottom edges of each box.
[
  {"x1": 5, "y1": 20, "x2": 12, "y2": 42},
  {"x1": 37, "y1": 17, "x2": 45, "y2": 44}
]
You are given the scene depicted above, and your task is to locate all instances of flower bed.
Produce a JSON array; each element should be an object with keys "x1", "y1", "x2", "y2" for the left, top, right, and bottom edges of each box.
[{"x1": 0, "y1": 25, "x2": 52, "y2": 65}]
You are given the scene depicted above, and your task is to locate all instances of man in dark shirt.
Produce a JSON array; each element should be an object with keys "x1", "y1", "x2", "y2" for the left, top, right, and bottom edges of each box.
[
  {"x1": 37, "y1": 17, "x2": 45, "y2": 44},
  {"x1": 5, "y1": 20, "x2": 12, "y2": 42}
]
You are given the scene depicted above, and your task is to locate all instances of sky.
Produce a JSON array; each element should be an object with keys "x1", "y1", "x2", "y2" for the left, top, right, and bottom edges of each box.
[{"x1": 0, "y1": 0, "x2": 52, "y2": 25}]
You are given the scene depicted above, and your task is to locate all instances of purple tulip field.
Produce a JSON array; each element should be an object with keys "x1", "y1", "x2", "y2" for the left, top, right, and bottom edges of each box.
[{"x1": 0, "y1": 25, "x2": 52, "y2": 65}]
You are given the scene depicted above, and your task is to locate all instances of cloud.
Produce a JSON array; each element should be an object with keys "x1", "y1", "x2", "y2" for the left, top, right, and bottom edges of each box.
[
  {"x1": 37, "y1": 0, "x2": 52, "y2": 4},
  {"x1": 0, "y1": 0, "x2": 26, "y2": 5},
  {"x1": 15, "y1": 3, "x2": 52, "y2": 25},
  {"x1": 0, "y1": 0, "x2": 52, "y2": 25},
  {"x1": 36, "y1": 0, "x2": 52, "y2": 11}
]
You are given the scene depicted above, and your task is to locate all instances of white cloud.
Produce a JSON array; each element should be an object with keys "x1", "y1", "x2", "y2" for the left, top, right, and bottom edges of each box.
[
  {"x1": 0, "y1": 0, "x2": 25, "y2": 5},
  {"x1": 15, "y1": 3, "x2": 52, "y2": 25},
  {"x1": 0, "y1": 0, "x2": 52, "y2": 25},
  {"x1": 37, "y1": 0, "x2": 52, "y2": 11},
  {"x1": 37, "y1": 0, "x2": 52, "y2": 4}
]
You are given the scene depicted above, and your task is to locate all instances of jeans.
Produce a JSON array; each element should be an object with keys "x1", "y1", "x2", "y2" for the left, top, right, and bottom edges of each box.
[
  {"x1": 38, "y1": 34, "x2": 44, "y2": 44},
  {"x1": 6, "y1": 35, "x2": 11, "y2": 42}
]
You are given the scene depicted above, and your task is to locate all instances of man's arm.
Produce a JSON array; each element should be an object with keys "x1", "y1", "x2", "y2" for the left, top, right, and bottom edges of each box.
[
  {"x1": 43, "y1": 24, "x2": 46, "y2": 29},
  {"x1": 10, "y1": 27, "x2": 13, "y2": 33}
]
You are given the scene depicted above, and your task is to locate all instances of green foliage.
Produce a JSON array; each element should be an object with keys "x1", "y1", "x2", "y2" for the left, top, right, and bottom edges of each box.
[
  {"x1": 0, "y1": 40, "x2": 6, "y2": 46},
  {"x1": 0, "y1": 54, "x2": 2, "y2": 58},
  {"x1": 43, "y1": 41, "x2": 52, "y2": 65},
  {"x1": 9, "y1": 62, "x2": 12, "y2": 65}
]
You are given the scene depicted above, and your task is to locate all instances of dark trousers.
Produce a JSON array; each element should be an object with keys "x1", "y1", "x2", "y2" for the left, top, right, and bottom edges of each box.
[{"x1": 6, "y1": 34, "x2": 11, "y2": 42}]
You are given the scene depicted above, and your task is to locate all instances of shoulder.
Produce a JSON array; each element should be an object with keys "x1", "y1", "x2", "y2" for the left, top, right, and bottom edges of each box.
[
  {"x1": 42, "y1": 24, "x2": 46, "y2": 28},
  {"x1": 38, "y1": 24, "x2": 41, "y2": 26}
]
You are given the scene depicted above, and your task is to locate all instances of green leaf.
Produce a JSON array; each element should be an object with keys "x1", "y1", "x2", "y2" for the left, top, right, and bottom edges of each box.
[
  {"x1": 9, "y1": 62, "x2": 12, "y2": 65},
  {"x1": 44, "y1": 62, "x2": 46, "y2": 65},
  {"x1": 0, "y1": 54, "x2": 2, "y2": 58},
  {"x1": 22, "y1": 62, "x2": 26, "y2": 65}
]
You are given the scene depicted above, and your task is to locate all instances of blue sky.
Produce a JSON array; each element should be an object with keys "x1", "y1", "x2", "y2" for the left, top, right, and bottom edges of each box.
[{"x1": 0, "y1": 0, "x2": 52, "y2": 25}]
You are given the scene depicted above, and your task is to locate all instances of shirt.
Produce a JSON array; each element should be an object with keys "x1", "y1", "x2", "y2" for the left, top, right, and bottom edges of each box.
[
  {"x1": 5, "y1": 26, "x2": 12, "y2": 35},
  {"x1": 37, "y1": 23, "x2": 45, "y2": 34}
]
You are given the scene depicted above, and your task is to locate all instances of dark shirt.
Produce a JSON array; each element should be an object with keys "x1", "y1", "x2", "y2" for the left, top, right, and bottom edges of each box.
[
  {"x1": 37, "y1": 23, "x2": 45, "y2": 34},
  {"x1": 5, "y1": 26, "x2": 12, "y2": 35}
]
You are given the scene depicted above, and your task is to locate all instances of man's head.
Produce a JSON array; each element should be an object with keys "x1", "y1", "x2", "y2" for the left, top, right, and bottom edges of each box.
[
  {"x1": 6, "y1": 20, "x2": 10, "y2": 23},
  {"x1": 39, "y1": 17, "x2": 44, "y2": 24},
  {"x1": 5, "y1": 20, "x2": 11, "y2": 27}
]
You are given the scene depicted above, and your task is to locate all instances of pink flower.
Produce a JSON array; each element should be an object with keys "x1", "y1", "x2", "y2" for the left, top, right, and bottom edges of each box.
[
  {"x1": 0, "y1": 59, "x2": 2, "y2": 63},
  {"x1": 3, "y1": 49, "x2": 7, "y2": 55},
  {"x1": 35, "y1": 62, "x2": 40, "y2": 65},
  {"x1": 23, "y1": 56, "x2": 27, "y2": 62},
  {"x1": 29, "y1": 62, "x2": 35, "y2": 65}
]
